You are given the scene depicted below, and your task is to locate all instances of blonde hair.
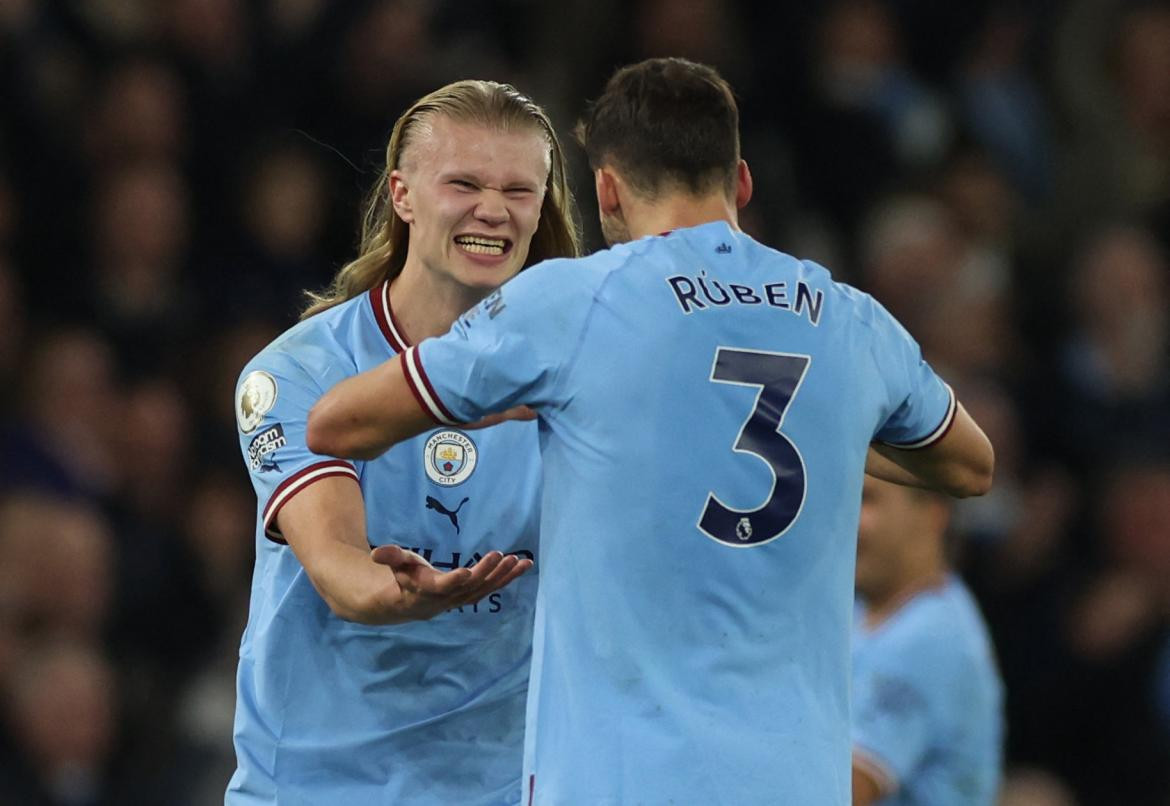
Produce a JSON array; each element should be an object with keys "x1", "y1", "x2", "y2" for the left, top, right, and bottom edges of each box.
[{"x1": 302, "y1": 80, "x2": 580, "y2": 319}]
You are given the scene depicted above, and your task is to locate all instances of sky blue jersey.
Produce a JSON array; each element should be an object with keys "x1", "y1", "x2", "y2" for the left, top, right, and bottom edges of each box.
[
  {"x1": 408, "y1": 221, "x2": 956, "y2": 805},
  {"x1": 227, "y1": 281, "x2": 541, "y2": 806},
  {"x1": 852, "y1": 575, "x2": 1004, "y2": 806}
]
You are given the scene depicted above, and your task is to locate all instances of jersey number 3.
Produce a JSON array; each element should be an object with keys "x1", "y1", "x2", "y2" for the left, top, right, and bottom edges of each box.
[{"x1": 699, "y1": 348, "x2": 810, "y2": 547}]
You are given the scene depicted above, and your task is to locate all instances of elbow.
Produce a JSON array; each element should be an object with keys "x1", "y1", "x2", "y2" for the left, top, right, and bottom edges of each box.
[
  {"x1": 305, "y1": 404, "x2": 338, "y2": 457},
  {"x1": 306, "y1": 400, "x2": 363, "y2": 459},
  {"x1": 307, "y1": 398, "x2": 385, "y2": 461},
  {"x1": 950, "y1": 446, "x2": 996, "y2": 499},
  {"x1": 949, "y1": 467, "x2": 993, "y2": 498}
]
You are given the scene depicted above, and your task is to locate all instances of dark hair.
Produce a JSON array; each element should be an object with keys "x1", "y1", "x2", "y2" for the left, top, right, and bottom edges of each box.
[{"x1": 575, "y1": 57, "x2": 740, "y2": 198}]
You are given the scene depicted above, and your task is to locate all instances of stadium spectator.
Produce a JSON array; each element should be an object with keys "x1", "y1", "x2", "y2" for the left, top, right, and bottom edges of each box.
[{"x1": 0, "y1": 639, "x2": 124, "y2": 806}]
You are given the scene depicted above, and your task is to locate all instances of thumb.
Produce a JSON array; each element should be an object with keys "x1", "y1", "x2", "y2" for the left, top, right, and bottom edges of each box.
[{"x1": 371, "y1": 545, "x2": 434, "y2": 570}]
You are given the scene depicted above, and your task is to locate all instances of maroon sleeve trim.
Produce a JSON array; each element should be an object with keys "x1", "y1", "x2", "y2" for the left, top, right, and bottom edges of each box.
[{"x1": 261, "y1": 460, "x2": 359, "y2": 544}]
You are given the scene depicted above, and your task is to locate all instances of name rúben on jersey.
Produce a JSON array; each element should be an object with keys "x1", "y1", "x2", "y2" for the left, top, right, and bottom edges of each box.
[{"x1": 666, "y1": 271, "x2": 823, "y2": 326}]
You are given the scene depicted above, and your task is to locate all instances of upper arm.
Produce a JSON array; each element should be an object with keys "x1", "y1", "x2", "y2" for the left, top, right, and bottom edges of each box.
[
  {"x1": 307, "y1": 263, "x2": 594, "y2": 459},
  {"x1": 307, "y1": 352, "x2": 438, "y2": 460},
  {"x1": 865, "y1": 298, "x2": 993, "y2": 497},
  {"x1": 236, "y1": 354, "x2": 360, "y2": 543},
  {"x1": 413, "y1": 261, "x2": 595, "y2": 422},
  {"x1": 872, "y1": 400, "x2": 993, "y2": 498}
]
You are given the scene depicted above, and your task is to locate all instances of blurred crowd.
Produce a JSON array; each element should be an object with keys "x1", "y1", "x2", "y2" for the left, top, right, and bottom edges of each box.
[{"x1": 0, "y1": 1, "x2": 1167, "y2": 804}]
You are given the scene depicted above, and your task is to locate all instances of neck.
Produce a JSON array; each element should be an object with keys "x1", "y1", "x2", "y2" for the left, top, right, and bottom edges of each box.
[
  {"x1": 625, "y1": 191, "x2": 740, "y2": 241},
  {"x1": 387, "y1": 260, "x2": 490, "y2": 343},
  {"x1": 863, "y1": 560, "x2": 948, "y2": 628}
]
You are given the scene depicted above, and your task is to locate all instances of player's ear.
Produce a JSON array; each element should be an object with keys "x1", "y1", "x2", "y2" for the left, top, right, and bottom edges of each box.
[
  {"x1": 389, "y1": 170, "x2": 414, "y2": 223},
  {"x1": 595, "y1": 167, "x2": 622, "y2": 216},
  {"x1": 735, "y1": 160, "x2": 753, "y2": 210}
]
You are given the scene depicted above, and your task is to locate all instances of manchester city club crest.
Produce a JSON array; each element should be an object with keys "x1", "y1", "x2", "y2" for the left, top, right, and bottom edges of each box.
[{"x1": 424, "y1": 430, "x2": 478, "y2": 486}]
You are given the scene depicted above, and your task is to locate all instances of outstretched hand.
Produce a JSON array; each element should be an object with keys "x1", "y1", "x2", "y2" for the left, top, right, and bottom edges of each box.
[{"x1": 370, "y1": 544, "x2": 533, "y2": 621}]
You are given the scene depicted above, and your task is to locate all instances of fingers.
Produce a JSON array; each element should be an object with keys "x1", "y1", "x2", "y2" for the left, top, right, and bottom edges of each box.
[
  {"x1": 479, "y1": 554, "x2": 530, "y2": 590},
  {"x1": 495, "y1": 557, "x2": 533, "y2": 589},
  {"x1": 464, "y1": 405, "x2": 537, "y2": 430},
  {"x1": 370, "y1": 546, "x2": 533, "y2": 617},
  {"x1": 455, "y1": 553, "x2": 533, "y2": 606},
  {"x1": 504, "y1": 405, "x2": 537, "y2": 421},
  {"x1": 454, "y1": 551, "x2": 507, "y2": 593}
]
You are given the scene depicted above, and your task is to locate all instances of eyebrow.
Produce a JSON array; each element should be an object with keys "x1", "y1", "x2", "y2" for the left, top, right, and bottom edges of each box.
[{"x1": 438, "y1": 170, "x2": 541, "y2": 190}]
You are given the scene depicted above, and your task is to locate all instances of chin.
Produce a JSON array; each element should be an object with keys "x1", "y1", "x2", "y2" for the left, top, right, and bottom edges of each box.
[{"x1": 460, "y1": 264, "x2": 520, "y2": 291}]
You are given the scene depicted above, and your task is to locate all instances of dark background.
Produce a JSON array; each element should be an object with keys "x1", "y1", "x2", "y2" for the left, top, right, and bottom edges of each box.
[{"x1": 1, "y1": 1, "x2": 1169, "y2": 803}]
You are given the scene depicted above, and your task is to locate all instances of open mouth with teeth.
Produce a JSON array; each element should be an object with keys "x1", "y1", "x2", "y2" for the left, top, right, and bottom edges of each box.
[{"x1": 454, "y1": 235, "x2": 512, "y2": 257}]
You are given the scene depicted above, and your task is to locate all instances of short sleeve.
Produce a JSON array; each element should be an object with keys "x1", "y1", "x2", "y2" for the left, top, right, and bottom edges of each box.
[
  {"x1": 236, "y1": 350, "x2": 359, "y2": 543},
  {"x1": 866, "y1": 297, "x2": 956, "y2": 449},
  {"x1": 852, "y1": 665, "x2": 932, "y2": 794},
  {"x1": 408, "y1": 259, "x2": 596, "y2": 424}
]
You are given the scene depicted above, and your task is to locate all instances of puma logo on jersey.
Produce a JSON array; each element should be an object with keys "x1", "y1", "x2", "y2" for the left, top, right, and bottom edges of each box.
[{"x1": 426, "y1": 495, "x2": 469, "y2": 533}]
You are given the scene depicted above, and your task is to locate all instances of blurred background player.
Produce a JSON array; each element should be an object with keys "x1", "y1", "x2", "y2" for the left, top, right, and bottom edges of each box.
[
  {"x1": 308, "y1": 57, "x2": 993, "y2": 805},
  {"x1": 227, "y1": 80, "x2": 579, "y2": 805},
  {"x1": 852, "y1": 475, "x2": 1003, "y2": 805}
]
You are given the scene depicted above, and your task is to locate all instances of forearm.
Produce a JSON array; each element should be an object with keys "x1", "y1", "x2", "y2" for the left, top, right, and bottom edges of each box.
[
  {"x1": 865, "y1": 446, "x2": 932, "y2": 489},
  {"x1": 307, "y1": 354, "x2": 436, "y2": 460},
  {"x1": 298, "y1": 538, "x2": 411, "y2": 625},
  {"x1": 278, "y1": 477, "x2": 412, "y2": 625}
]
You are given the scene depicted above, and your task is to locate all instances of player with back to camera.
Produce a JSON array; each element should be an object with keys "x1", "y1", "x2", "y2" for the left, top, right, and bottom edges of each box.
[
  {"x1": 308, "y1": 58, "x2": 994, "y2": 805},
  {"x1": 226, "y1": 80, "x2": 579, "y2": 806},
  {"x1": 852, "y1": 475, "x2": 1003, "y2": 806}
]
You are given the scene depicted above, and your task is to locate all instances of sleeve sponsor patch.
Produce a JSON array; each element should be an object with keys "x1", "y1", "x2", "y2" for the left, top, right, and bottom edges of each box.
[{"x1": 248, "y1": 423, "x2": 286, "y2": 472}]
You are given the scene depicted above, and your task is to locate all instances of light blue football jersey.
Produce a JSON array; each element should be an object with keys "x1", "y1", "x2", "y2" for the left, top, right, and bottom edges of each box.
[
  {"x1": 227, "y1": 281, "x2": 541, "y2": 806},
  {"x1": 852, "y1": 576, "x2": 1004, "y2": 806},
  {"x1": 409, "y1": 221, "x2": 956, "y2": 805}
]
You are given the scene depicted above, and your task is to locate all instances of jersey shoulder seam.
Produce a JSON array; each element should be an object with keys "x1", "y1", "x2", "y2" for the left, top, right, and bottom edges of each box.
[{"x1": 545, "y1": 248, "x2": 639, "y2": 404}]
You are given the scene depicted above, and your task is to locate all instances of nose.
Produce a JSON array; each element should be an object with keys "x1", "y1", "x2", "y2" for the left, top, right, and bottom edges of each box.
[{"x1": 474, "y1": 190, "x2": 509, "y2": 227}]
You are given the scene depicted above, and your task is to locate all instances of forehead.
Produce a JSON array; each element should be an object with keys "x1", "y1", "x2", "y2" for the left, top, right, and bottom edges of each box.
[{"x1": 410, "y1": 116, "x2": 550, "y2": 183}]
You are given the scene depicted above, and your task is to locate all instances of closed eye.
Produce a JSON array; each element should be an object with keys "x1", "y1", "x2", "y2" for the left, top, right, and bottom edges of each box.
[{"x1": 449, "y1": 179, "x2": 478, "y2": 191}]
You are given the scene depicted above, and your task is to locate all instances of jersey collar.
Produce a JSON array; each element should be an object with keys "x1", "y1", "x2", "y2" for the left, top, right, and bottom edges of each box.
[{"x1": 367, "y1": 280, "x2": 411, "y2": 353}]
